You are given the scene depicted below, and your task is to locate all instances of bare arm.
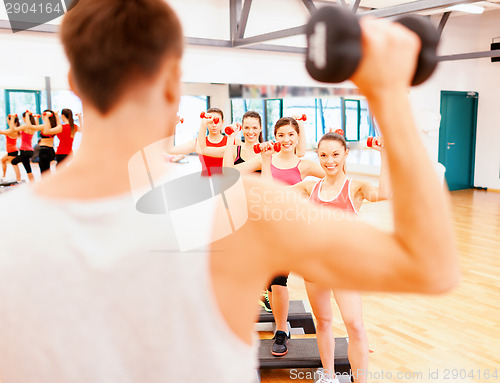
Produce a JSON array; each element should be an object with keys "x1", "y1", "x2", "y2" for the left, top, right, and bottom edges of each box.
[
  {"x1": 195, "y1": 119, "x2": 230, "y2": 157},
  {"x1": 357, "y1": 138, "x2": 391, "y2": 202},
  {"x1": 223, "y1": 134, "x2": 262, "y2": 174},
  {"x1": 41, "y1": 112, "x2": 63, "y2": 135},
  {"x1": 294, "y1": 116, "x2": 307, "y2": 157},
  {"x1": 259, "y1": 143, "x2": 273, "y2": 181},
  {"x1": 300, "y1": 159, "x2": 325, "y2": 178}
]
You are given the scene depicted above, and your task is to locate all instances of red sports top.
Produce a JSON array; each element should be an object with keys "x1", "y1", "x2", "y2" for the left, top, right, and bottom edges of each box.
[
  {"x1": 270, "y1": 160, "x2": 302, "y2": 186},
  {"x1": 20, "y1": 132, "x2": 34, "y2": 151},
  {"x1": 308, "y1": 178, "x2": 357, "y2": 215},
  {"x1": 199, "y1": 135, "x2": 228, "y2": 176},
  {"x1": 6, "y1": 135, "x2": 18, "y2": 153},
  {"x1": 56, "y1": 124, "x2": 78, "y2": 155}
]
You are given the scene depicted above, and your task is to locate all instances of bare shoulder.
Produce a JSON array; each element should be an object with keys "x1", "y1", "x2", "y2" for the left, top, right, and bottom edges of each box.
[
  {"x1": 300, "y1": 179, "x2": 318, "y2": 196},
  {"x1": 350, "y1": 179, "x2": 367, "y2": 193}
]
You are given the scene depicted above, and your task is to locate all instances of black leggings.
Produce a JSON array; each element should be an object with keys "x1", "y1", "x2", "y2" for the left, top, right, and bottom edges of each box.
[
  {"x1": 55, "y1": 154, "x2": 69, "y2": 164},
  {"x1": 39, "y1": 146, "x2": 55, "y2": 174},
  {"x1": 11, "y1": 150, "x2": 34, "y2": 174},
  {"x1": 268, "y1": 274, "x2": 289, "y2": 290}
]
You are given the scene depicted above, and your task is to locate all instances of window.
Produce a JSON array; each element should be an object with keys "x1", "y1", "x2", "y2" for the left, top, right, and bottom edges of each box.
[
  {"x1": 230, "y1": 96, "x2": 373, "y2": 146},
  {"x1": 175, "y1": 95, "x2": 209, "y2": 145},
  {"x1": 344, "y1": 99, "x2": 360, "y2": 141}
]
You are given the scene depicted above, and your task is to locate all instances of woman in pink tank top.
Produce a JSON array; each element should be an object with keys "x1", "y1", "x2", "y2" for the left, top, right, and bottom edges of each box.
[{"x1": 292, "y1": 131, "x2": 390, "y2": 383}]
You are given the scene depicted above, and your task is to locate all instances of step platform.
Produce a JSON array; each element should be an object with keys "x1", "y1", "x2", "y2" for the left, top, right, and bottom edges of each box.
[
  {"x1": 258, "y1": 300, "x2": 316, "y2": 334},
  {"x1": 0, "y1": 180, "x2": 19, "y2": 194},
  {"x1": 258, "y1": 337, "x2": 350, "y2": 374}
]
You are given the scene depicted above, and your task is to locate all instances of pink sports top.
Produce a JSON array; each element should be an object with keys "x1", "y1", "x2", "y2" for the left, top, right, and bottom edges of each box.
[
  {"x1": 20, "y1": 131, "x2": 34, "y2": 151},
  {"x1": 199, "y1": 136, "x2": 228, "y2": 176},
  {"x1": 6, "y1": 135, "x2": 18, "y2": 153},
  {"x1": 308, "y1": 178, "x2": 358, "y2": 215},
  {"x1": 270, "y1": 159, "x2": 302, "y2": 186}
]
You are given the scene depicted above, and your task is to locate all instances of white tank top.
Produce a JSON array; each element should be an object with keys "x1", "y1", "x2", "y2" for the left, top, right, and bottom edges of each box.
[{"x1": 0, "y1": 187, "x2": 256, "y2": 383}]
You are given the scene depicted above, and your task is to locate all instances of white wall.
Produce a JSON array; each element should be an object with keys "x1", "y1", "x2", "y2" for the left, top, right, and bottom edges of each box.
[{"x1": 410, "y1": 10, "x2": 500, "y2": 190}]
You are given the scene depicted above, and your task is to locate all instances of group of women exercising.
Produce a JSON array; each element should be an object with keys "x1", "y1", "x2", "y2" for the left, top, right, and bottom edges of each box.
[
  {"x1": 168, "y1": 109, "x2": 388, "y2": 383},
  {"x1": 0, "y1": 109, "x2": 82, "y2": 182}
]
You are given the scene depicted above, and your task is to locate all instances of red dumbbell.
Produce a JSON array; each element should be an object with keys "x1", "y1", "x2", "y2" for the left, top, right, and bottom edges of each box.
[
  {"x1": 253, "y1": 142, "x2": 281, "y2": 154},
  {"x1": 200, "y1": 111, "x2": 220, "y2": 124},
  {"x1": 224, "y1": 123, "x2": 241, "y2": 136},
  {"x1": 367, "y1": 137, "x2": 382, "y2": 148},
  {"x1": 296, "y1": 114, "x2": 307, "y2": 121},
  {"x1": 34, "y1": 114, "x2": 41, "y2": 118},
  {"x1": 43, "y1": 112, "x2": 53, "y2": 117},
  {"x1": 334, "y1": 129, "x2": 344, "y2": 136},
  {"x1": 178, "y1": 118, "x2": 184, "y2": 124}
]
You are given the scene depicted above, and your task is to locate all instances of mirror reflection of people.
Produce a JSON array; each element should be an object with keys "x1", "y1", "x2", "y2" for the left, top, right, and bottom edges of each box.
[{"x1": 0, "y1": 1, "x2": 459, "y2": 382}]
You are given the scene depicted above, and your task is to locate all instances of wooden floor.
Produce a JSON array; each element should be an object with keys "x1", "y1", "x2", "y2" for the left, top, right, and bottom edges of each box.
[{"x1": 260, "y1": 189, "x2": 500, "y2": 383}]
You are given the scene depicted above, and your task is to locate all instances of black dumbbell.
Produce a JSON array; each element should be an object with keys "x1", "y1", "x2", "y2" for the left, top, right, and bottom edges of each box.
[{"x1": 305, "y1": 6, "x2": 440, "y2": 86}]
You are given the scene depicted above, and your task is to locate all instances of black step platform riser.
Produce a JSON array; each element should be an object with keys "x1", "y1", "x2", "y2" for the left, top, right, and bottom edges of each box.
[
  {"x1": 259, "y1": 337, "x2": 350, "y2": 374},
  {"x1": 258, "y1": 300, "x2": 316, "y2": 334}
]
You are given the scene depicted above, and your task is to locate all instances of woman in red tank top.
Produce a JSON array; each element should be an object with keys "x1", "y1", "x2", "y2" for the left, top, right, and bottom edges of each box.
[
  {"x1": 165, "y1": 108, "x2": 230, "y2": 176},
  {"x1": 1, "y1": 114, "x2": 21, "y2": 182},
  {"x1": 292, "y1": 131, "x2": 390, "y2": 383},
  {"x1": 51, "y1": 109, "x2": 80, "y2": 166},
  {"x1": 11, "y1": 111, "x2": 41, "y2": 182}
]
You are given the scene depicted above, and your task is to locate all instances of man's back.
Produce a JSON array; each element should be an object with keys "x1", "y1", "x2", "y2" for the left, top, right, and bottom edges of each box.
[{"x1": 0, "y1": 187, "x2": 256, "y2": 383}]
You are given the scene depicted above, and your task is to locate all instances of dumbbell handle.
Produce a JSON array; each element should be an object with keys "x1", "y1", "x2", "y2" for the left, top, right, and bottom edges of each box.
[{"x1": 43, "y1": 112, "x2": 53, "y2": 117}]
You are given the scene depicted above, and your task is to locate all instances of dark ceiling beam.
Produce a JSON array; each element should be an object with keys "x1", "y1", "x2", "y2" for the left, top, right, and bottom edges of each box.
[
  {"x1": 438, "y1": 11, "x2": 451, "y2": 36},
  {"x1": 352, "y1": 0, "x2": 362, "y2": 13},
  {"x1": 365, "y1": 0, "x2": 479, "y2": 18},
  {"x1": 301, "y1": 0, "x2": 317, "y2": 14},
  {"x1": 229, "y1": 0, "x2": 242, "y2": 44},
  {"x1": 237, "y1": 0, "x2": 253, "y2": 39},
  {"x1": 439, "y1": 49, "x2": 500, "y2": 61},
  {"x1": 233, "y1": 25, "x2": 306, "y2": 47}
]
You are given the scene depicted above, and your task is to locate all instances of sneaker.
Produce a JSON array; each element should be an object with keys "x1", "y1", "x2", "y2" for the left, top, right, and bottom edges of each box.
[
  {"x1": 315, "y1": 369, "x2": 340, "y2": 383},
  {"x1": 259, "y1": 290, "x2": 272, "y2": 312},
  {"x1": 316, "y1": 377, "x2": 340, "y2": 383},
  {"x1": 271, "y1": 330, "x2": 290, "y2": 356}
]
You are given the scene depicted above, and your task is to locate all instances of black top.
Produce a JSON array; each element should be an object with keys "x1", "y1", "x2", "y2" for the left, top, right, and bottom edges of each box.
[{"x1": 234, "y1": 145, "x2": 261, "y2": 173}]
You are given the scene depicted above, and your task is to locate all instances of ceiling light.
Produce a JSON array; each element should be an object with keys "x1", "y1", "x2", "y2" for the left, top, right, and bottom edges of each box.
[{"x1": 447, "y1": 4, "x2": 485, "y2": 14}]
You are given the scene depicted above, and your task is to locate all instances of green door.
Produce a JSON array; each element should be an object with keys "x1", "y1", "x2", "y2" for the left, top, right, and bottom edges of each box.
[{"x1": 438, "y1": 91, "x2": 478, "y2": 191}]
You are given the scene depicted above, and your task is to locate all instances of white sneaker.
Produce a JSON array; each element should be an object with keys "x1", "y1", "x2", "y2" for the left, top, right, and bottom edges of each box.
[{"x1": 315, "y1": 369, "x2": 341, "y2": 383}]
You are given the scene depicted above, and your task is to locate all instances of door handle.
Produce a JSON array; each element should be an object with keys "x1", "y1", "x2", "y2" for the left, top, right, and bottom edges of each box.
[{"x1": 447, "y1": 142, "x2": 455, "y2": 145}]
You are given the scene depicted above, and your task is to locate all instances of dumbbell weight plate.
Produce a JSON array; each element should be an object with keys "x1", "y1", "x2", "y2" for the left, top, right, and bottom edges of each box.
[
  {"x1": 395, "y1": 15, "x2": 440, "y2": 86},
  {"x1": 305, "y1": 6, "x2": 362, "y2": 83}
]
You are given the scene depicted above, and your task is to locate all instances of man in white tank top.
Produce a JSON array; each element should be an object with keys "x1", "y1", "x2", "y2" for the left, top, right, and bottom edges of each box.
[{"x1": 0, "y1": 0, "x2": 459, "y2": 382}]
